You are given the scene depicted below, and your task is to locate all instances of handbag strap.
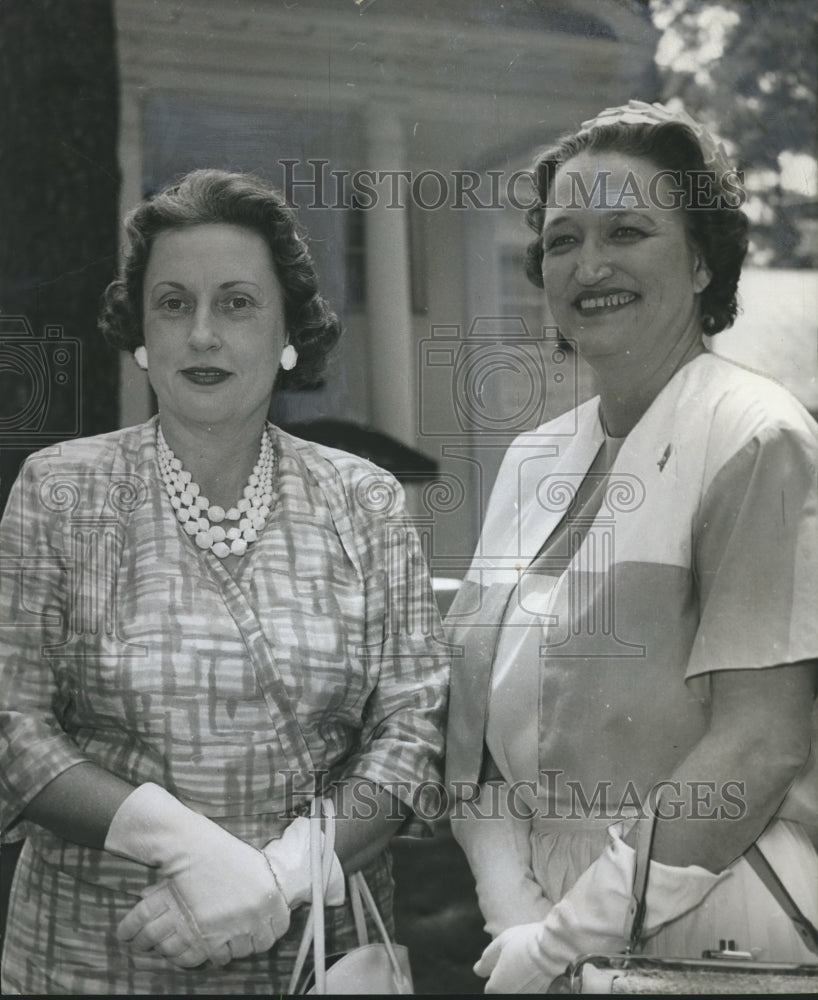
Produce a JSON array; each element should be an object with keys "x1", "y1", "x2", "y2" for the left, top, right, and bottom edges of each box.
[
  {"x1": 349, "y1": 868, "x2": 411, "y2": 987},
  {"x1": 744, "y1": 842, "x2": 818, "y2": 957},
  {"x1": 287, "y1": 797, "x2": 411, "y2": 994},
  {"x1": 626, "y1": 811, "x2": 658, "y2": 953},
  {"x1": 288, "y1": 797, "x2": 337, "y2": 994},
  {"x1": 626, "y1": 813, "x2": 818, "y2": 959},
  {"x1": 350, "y1": 869, "x2": 370, "y2": 945},
  {"x1": 311, "y1": 797, "x2": 328, "y2": 992}
]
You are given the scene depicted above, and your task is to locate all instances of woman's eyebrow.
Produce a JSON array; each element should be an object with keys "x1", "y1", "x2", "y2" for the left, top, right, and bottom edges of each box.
[
  {"x1": 542, "y1": 213, "x2": 572, "y2": 232},
  {"x1": 543, "y1": 208, "x2": 644, "y2": 229}
]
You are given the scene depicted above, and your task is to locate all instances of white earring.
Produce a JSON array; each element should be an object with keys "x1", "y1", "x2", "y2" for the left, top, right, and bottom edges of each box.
[
  {"x1": 134, "y1": 346, "x2": 148, "y2": 370},
  {"x1": 280, "y1": 344, "x2": 298, "y2": 371}
]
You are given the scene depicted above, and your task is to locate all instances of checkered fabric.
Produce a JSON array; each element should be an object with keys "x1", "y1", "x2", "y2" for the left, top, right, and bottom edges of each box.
[{"x1": 0, "y1": 419, "x2": 449, "y2": 994}]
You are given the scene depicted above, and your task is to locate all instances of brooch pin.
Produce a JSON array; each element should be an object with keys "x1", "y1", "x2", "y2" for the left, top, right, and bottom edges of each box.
[{"x1": 658, "y1": 444, "x2": 672, "y2": 472}]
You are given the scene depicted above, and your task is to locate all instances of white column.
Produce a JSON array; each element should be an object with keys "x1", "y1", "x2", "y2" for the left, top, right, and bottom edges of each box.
[
  {"x1": 363, "y1": 103, "x2": 416, "y2": 449},
  {"x1": 117, "y1": 86, "x2": 153, "y2": 429}
]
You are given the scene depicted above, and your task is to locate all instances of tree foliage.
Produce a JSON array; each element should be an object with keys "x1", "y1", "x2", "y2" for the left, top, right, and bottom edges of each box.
[{"x1": 650, "y1": 0, "x2": 817, "y2": 266}]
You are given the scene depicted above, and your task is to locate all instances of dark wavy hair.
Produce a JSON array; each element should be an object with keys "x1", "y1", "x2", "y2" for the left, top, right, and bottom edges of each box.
[
  {"x1": 98, "y1": 169, "x2": 341, "y2": 389},
  {"x1": 525, "y1": 121, "x2": 749, "y2": 334}
]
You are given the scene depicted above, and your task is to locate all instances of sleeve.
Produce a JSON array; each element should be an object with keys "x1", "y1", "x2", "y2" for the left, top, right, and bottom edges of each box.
[
  {"x1": 337, "y1": 470, "x2": 451, "y2": 836},
  {"x1": 0, "y1": 457, "x2": 92, "y2": 834},
  {"x1": 688, "y1": 421, "x2": 818, "y2": 681}
]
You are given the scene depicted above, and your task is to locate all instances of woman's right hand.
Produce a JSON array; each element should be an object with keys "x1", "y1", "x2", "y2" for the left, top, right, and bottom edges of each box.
[
  {"x1": 106, "y1": 783, "x2": 292, "y2": 966},
  {"x1": 116, "y1": 881, "x2": 211, "y2": 968},
  {"x1": 450, "y1": 780, "x2": 553, "y2": 938}
]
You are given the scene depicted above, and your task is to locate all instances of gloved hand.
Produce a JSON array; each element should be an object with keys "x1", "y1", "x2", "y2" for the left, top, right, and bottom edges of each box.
[
  {"x1": 115, "y1": 882, "x2": 211, "y2": 968},
  {"x1": 105, "y1": 782, "x2": 291, "y2": 966},
  {"x1": 450, "y1": 782, "x2": 553, "y2": 937},
  {"x1": 474, "y1": 823, "x2": 726, "y2": 993},
  {"x1": 261, "y1": 814, "x2": 345, "y2": 909}
]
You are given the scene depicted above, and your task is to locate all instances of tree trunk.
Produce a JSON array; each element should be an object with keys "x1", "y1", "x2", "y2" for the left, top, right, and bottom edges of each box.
[
  {"x1": 0, "y1": 0, "x2": 121, "y2": 953},
  {"x1": 0, "y1": 0, "x2": 121, "y2": 513}
]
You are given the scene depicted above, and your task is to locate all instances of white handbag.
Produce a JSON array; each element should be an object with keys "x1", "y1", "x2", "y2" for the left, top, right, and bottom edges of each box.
[{"x1": 288, "y1": 797, "x2": 413, "y2": 995}]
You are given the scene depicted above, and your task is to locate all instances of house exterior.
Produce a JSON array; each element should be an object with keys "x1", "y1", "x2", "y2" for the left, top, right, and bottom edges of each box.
[{"x1": 113, "y1": 0, "x2": 661, "y2": 566}]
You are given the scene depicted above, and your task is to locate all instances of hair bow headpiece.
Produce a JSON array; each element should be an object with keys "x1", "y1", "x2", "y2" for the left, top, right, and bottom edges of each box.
[{"x1": 579, "y1": 99, "x2": 734, "y2": 177}]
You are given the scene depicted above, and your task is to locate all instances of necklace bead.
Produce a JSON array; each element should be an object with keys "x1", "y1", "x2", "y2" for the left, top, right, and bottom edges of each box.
[{"x1": 157, "y1": 426, "x2": 275, "y2": 558}]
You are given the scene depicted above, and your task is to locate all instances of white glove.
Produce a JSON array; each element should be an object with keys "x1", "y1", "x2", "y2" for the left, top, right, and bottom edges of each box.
[
  {"x1": 261, "y1": 815, "x2": 345, "y2": 909},
  {"x1": 474, "y1": 823, "x2": 726, "y2": 993},
  {"x1": 115, "y1": 882, "x2": 211, "y2": 969},
  {"x1": 105, "y1": 783, "x2": 291, "y2": 966},
  {"x1": 450, "y1": 782, "x2": 553, "y2": 937}
]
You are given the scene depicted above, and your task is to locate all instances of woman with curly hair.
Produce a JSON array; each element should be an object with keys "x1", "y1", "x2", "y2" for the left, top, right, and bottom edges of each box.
[
  {"x1": 445, "y1": 102, "x2": 818, "y2": 991},
  {"x1": 0, "y1": 169, "x2": 449, "y2": 994}
]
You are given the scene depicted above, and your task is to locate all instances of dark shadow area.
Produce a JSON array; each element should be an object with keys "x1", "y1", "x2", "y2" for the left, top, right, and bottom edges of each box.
[
  {"x1": 0, "y1": 840, "x2": 24, "y2": 962},
  {"x1": 392, "y1": 819, "x2": 489, "y2": 995},
  {"x1": 281, "y1": 419, "x2": 438, "y2": 481}
]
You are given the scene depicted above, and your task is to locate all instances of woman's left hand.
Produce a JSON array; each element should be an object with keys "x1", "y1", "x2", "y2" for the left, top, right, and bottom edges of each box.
[
  {"x1": 473, "y1": 823, "x2": 723, "y2": 993},
  {"x1": 261, "y1": 815, "x2": 345, "y2": 909}
]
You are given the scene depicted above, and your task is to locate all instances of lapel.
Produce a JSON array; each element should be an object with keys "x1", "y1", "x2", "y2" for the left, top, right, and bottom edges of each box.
[
  {"x1": 445, "y1": 401, "x2": 604, "y2": 791},
  {"x1": 469, "y1": 399, "x2": 604, "y2": 580}
]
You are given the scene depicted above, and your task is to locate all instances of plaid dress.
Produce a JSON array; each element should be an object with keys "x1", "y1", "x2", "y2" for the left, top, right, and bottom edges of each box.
[{"x1": 0, "y1": 419, "x2": 449, "y2": 994}]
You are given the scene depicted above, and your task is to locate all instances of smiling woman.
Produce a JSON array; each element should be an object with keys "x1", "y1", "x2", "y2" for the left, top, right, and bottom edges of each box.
[
  {"x1": 0, "y1": 169, "x2": 450, "y2": 994},
  {"x1": 445, "y1": 102, "x2": 818, "y2": 993},
  {"x1": 540, "y1": 152, "x2": 711, "y2": 419}
]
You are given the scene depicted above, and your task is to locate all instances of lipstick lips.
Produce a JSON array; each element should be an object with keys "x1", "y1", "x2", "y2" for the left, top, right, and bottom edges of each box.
[
  {"x1": 574, "y1": 290, "x2": 639, "y2": 317},
  {"x1": 180, "y1": 367, "x2": 232, "y2": 385}
]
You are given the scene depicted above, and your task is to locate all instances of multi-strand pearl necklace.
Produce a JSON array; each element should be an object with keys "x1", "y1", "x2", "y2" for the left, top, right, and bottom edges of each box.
[{"x1": 156, "y1": 426, "x2": 275, "y2": 558}]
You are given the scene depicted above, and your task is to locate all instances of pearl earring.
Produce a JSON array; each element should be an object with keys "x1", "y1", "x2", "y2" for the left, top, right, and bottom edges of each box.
[
  {"x1": 280, "y1": 344, "x2": 298, "y2": 371},
  {"x1": 134, "y1": 346, "x2": 148, "y2": 370}
]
